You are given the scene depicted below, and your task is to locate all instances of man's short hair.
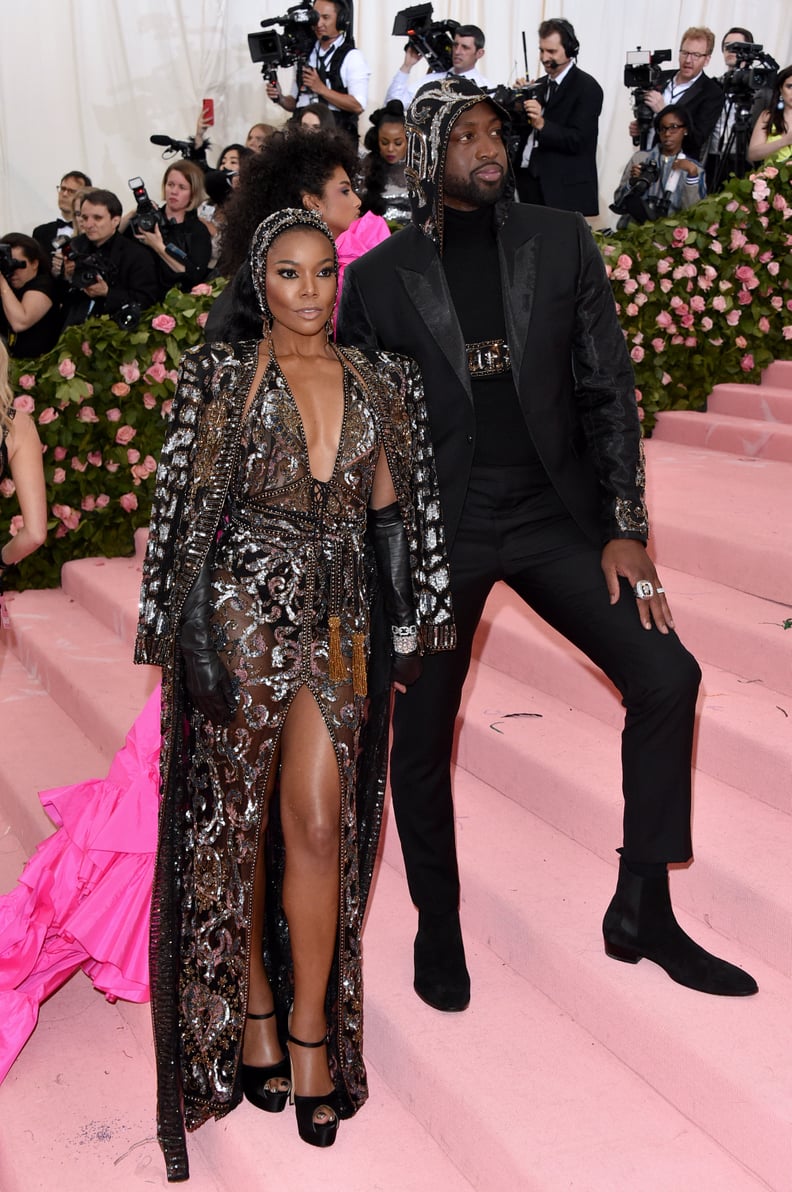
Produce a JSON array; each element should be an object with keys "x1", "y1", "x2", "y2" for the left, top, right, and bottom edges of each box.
[
  {"x1": 455, "y1": 25, "x2": 485, "y2": 51},
  {"x1": 538, "y1": 18, "x2": 579, "y2": 58},
  {"x1": 62, "y1": 170, "x2": 92, "y2": 188},
  {"x1": 81, "y1": 189, "x2": 122, "y2": 219},
  {"x1": 680, "y1": 27, "x2": 715, "y2": 55},
  {"x1": 722, "y1": 27, "x2": 754, "y2": 49}
]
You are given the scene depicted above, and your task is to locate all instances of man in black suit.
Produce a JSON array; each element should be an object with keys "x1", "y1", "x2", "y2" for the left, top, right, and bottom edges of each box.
[
  {"x1": 630, "y1": 26, "x2": 723, "y2": 160},
  {"x1": 514, "y1": 19, "x2": 602, "y2": 215},
  {"x1": 32, "y1": 170, "x2": 92, "y2": 257},
  {"x1": 338, "y1": 78, "x2": 757, "y2": 1013}
]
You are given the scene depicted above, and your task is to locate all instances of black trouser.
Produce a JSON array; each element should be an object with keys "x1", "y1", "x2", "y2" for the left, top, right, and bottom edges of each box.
[{"x1": 390, "y1": 466, "x2": 701, "y2": 915}]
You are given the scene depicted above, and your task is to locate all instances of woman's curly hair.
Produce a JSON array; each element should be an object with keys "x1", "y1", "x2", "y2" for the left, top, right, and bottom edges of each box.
[{"x1": 218, "y1": 127, "x2": 360, "y2": 277}]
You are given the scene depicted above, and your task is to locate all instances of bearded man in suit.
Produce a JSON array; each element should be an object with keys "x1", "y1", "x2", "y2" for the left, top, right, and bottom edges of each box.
[{"x1": 337, "y1": 78, "x2": 757, "y2": 1013}]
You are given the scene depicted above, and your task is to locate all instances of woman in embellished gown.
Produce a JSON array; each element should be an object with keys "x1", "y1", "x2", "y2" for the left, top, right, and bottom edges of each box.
[{"x1": 135, "y1": 208, "x2": 454, "y2": 1180}]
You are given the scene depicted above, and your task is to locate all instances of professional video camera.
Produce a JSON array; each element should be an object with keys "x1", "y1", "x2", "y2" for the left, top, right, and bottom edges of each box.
[
  {"x1": 392, "y1": 4, "x2": 459, "y2": 75},
  {"x1": 0, "y1": 244, "x2": 27, "y2": 282},
  {"x1": 609, "y1": 157, "x2": 665, "y2": 224},
  {"x1": 487, "y1": 80, "x2": 547, "y2": 131},
  {"x1": 623, "y1": 48, "x2": 672, "y2": 149},
  {"x1": 248, "y1": 0, "x2": 318, "y2": 83},
  {"x1": 722, "y1": 42, "x2": 779, "y2": 103},
  {"x1": 128, "y1": 177, "x2": 163, "y2": 236},
  {"x1": 69, "y1": 250, "x2": 113, "y2": 291}
]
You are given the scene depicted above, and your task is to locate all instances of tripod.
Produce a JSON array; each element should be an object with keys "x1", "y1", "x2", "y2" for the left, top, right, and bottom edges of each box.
[{"x1": 708, "y1": 95, "x2": 753, "y2": 191}]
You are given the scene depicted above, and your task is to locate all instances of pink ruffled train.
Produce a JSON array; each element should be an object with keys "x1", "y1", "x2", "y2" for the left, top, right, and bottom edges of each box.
[{"x1": 0, "y1": 684, "x2": 161, "y2": 1083}]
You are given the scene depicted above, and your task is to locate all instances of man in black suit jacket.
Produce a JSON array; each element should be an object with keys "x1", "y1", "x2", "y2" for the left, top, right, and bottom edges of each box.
[
  {"x1": 338, "y1": 78, "x2": 757, "y2": 1013},
  {"x1": 32, "y1": 170, "x2": 92, "y2": 257},
  {"x1": 630, "y1": 26, "x2": 723, "y2": 160},
  {"x1": 514, "y1": 19, "x2": 602, "y2": 215}
]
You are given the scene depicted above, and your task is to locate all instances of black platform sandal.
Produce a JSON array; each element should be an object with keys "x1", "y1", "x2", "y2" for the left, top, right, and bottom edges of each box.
[
  {"x1": 241, "y1": 1010, "x2": 291, "y2": 1113},
  {"x1": 287, "y1": 1032, "x2": 340, "y2": 1148}
]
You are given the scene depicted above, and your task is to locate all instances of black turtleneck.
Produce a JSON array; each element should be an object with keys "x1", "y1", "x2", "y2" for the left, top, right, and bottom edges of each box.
[{"x1": 441, "y1": 205, "x2": 545, "y2": 471}]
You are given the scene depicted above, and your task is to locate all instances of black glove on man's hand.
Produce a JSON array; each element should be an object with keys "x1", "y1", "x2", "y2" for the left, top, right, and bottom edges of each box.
[
  {"x1": 369, "y1": 502, "x2": 422, "y2": 689},
  {"x1": 180, "y1": 561, "x2": 237, "y2": 723}
]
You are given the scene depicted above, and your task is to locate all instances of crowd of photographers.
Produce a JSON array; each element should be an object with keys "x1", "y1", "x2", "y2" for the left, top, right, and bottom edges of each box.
[{"x1": 2, "y1": 2, "x2": 790, "y2": 363}]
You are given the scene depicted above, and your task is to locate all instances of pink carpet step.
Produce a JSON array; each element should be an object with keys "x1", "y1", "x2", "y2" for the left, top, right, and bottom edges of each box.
[
  {"x1": 762, "y1": 359, "x2": 792, "y2": 388},
  {"x1": 645, "y1": 440, "x2": 791, "y2": 604},
  {"x1": 708, "y1": 382, "x2": 792, "y2": 423},
  {"x1": 0, "y1": 642, "x2": 108, "y2": 853},
  {"x1": 379, "y1": 768, "x2": 789, "y2": 1192},
  {"x1": 3, "y1": 588, "x2": 157, "y2": 761},
  {"x1": 652, "y1": 409, "x2": 792, "y2": 462},
  {"x1": 60, "y1": 551, "x2": 144, "y2": 651},
  {"x1": 475, "y1": 584, "x2": 792, "y2": 816},
  {"x1": 362, "y1": 859, "x2": 770, "y2": 1192},
  {"x1": 452, "y1": 659, "x2": 791, "y2": 978},
  {"x1": 0, "y1": 970, "x2": 473, "y2": 1192}
]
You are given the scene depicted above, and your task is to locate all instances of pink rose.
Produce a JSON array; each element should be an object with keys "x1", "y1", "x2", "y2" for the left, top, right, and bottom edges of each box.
[
  {"x1": 81, "y1": 340, "x2": 93, "y2": 357},
  {"x1": 76, "y1": 405, "x2": 99, "y2": 423},
  {"x1": 151, "y1": 347, "x2": 166, "y2": 364},
  {"x1": 740, "y1": 354, "x2": 755, "y2": 372},
  {"x1": 119, "y1": 360, "x2": 140, "y2": 384},
  {"x1": 161, "y1": 399, "x2": 173, "y2": 417},
  {"x1": 764, "y1": 165, "x2": 779, "y2": 178},
  {"x1": 196, "y1": 312, "x2": 209, "y2": 329},
  {"x1": 684, "y1": 336, "x2": 697, "y2": 348},
  {"x1": 87, "y1": 451, "x2": 103, "y2": 466},
  {"x1": 145, "y1": 362, "x2": 167, "y2": 384},
  {"x1": 71, "y1": 457, "x2": 87, "y2": 473},
  {"x1": 767, "y1": 261, "x2": 780, "y2": 276},
  {"x1": 81, "y1": 495, "x2": 97, "y2": 512},
  {"x1": 38, "y1": 407, "x2": 59, "y2": 425},
  {"x1": 18, "y1": 373, "x2": 36, "y2": 390},
  {"x1": 617, "y1": 253, "x2": 633, "y2": 271},
  {"x1": 783, "y1": 326, "x2": 792, "y2": 341},
  {"x1": 84, "y1": 382, "x2": 94, "y2": 397},
  {"x1": 659, "y1": 278, "x2": 673, "y2": 293},
  {"x1": 127, "y1": 448, "x2": 141, "y2": 464},
  {"x1": 661, "y1": 373, "x2": 672, "y2": 386},
  {"x1": 143, "y1": 392, "x2": 157, "y2": 409},
  {"x1": 737, "y1": 289, "x2": 753, "y2": 306},
  {"x1": 707, "y1": 223, "x2": 720, "y2": 236},
  {"x1": 95, "y1": 494, "x2": 111, "y2": 508},
  {"x1": 634, "y1": 388, "x2": 642, "y2": 403},
  {"x1": 106, "y1": 408, "x2": 122, "y2": 422},
  {"x1": 671, "y1": 335, "x2": 684, "y2": 345},
  {"x1": 0, "y1": 478, "x2": 14, "y2": 497},
  {"x1": 115, "y1": 425, "x2": 137, "y2": 445},
  {"x1": 701, "y1": 317, "x2": 713, "y2": 331},
  {"x1": 655, "y1": 311, "x2": 674, "y2": 329},
  {"x1": 119, "y1": 492, "x2": 139, "y2": 512},
  {"x1": 58, "y1": 358, "x2": 76, "y2": 379},
  {"x1": 656, "y1": 258, "x2": 672, "y2": 275},
  {"x1": 13, "y1": 395, "x2": 35, "y2": 414},
  {"x1": 735, "y1": 336, "x2": 747, "y2": 349},
  {"x1": 689, "y1": 295, "x2": 705, "y2": 312},
  {"x1": 52, "y1": 503, "x2": 81, "y2": 530},
  {"x1": 669, "y1": 295, "x2": 685, "y2": 310},
  {"x1": 758, "y1": 317, "x2": 770, "y2": 334},
  {"x1": 53, "y1": 446, "x2": 67, "y2": 461},
  {"x1": 712, "y1": 295, "x2": 727, "y2": 312},
  {"x1": 743, "y1": 243, "x2": 760, "y2": 259},
  {"x1": 144, "y1": 455, "x2": 157, "y2": 472},
  {"x1": 726, "y1": 200, "x2": 739, "y2": 213},
  {"x1": 651, "y1": 338, "x2": 665, "y2": 353},
  {"x1": 105, "y1": 460, "x2": 120, "y2": 473},
  {"x1": 682, "y1": 247, "x2": 699, "y2": 261},
  {"x1": 623, "y1": 278, "x2": 638, "y2": 295},
  {"x1": 630, "y1": 345, "x2": 644, "y2": 363},
  {"x1": 635, "y1": 293, "x2": 648, "y2": 307},
  {"x1": 166, "y1": 369, "x2": 178, "y2": 383},
  {"x1": 626, "y1": 303, "x2": 639, "y2": 317},
  {"x1": 771, "y1": 296, "x2": 784, "y2": 310},
  {"x1": 672, "y1": 227, "x2": 688, "y2": 245},
  {"x1": 636, "y1": 272, "x2": 651, "y2": 286},
  {"x1": 131, "y1": 464, "x2": 148, "y2": 484},
  {"x1": 735, "y1": 265, "x2": 758, "y2": 287},
  {"x1": 752, "y1": 179, "x2": 770, "y2": 201},
  {"x1": 730, "y1": 228, "x2": 747, "y2": 250},
  {"x1": 9, "y1": 514, "x2": 24, "y2": 534},
  {"x1": 710, "y1": 241, "x2": 723, "y2": 255},
  {"x1": 772, "y1": 193, "x2": 789, "y2": 212},
  {"x1": 53, "y1": 468, "x2": 66, "y2": 484},
  {"x1": 725, "y1": 309, "x2": 741, "y2": 326},
  {"x1": 637, "y1": 406, "x2": 645, "y2": 422},
  {"x1": 111, "y1": 382, "x2": 130, "y2": 398},
  {"x1": 191, "y1": 283, "x2": 213, "y2": 296},
  {"x1": 151, "y1": 314, "x2": 176, "y2": 333},
  {"x1": 756, "y1": 201, "x2": 769, "y2": 214}
]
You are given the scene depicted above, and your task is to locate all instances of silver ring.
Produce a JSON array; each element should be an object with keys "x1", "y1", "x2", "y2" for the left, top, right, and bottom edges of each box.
[{"x1": 634, "y1": 579, "x2": 654, "y2": 599}]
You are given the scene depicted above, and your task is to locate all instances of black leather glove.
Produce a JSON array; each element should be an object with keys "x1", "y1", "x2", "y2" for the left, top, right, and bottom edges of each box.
[
  {"x1": 369, "y1": 502, "x2": 422, "y2": 688},
  {"x1": 179, "y1": 560, "x2": 237, "y2": 723}
]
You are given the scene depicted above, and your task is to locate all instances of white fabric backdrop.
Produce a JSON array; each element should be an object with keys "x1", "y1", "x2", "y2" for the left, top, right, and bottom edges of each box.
[{"x1": 2, "y1": 1, "x2": 790, "y2": 234}]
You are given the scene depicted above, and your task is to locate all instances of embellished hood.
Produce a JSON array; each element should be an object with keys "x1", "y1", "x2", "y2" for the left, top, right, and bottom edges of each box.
[{"x1": 404, "y1": 76, "x2": 513, "y2": 253}]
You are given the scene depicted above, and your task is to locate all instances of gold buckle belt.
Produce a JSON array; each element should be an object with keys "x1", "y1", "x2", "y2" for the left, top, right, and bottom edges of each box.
[{"x1": 466, "y1": 338, "x2": 511, "y2": 378}]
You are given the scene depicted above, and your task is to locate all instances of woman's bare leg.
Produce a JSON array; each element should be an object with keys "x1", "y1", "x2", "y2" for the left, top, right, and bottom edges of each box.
[{"x1": 279, "y1": 684, "x2": 341, "y2": 1106}]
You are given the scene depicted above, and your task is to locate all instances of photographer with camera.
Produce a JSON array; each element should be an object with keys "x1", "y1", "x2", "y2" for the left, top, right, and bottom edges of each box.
[
  {"x1": 265, "y1": 1, "x2": 369, "y2": 144},
  {"x1": 748, "y1": 64, "x2": 792, "y2": 165},
  {"x1": 612, "y1": 105, "x2": 706, "y2": 228},
  {"x1": 0, "y1": 234, "x2": 62, "y2": 358},
  {"x1": 628, "y1": 27, "x2": 723, "y2": 161},
  {"x1": 707, "y1": 30, "x2": 777, "y2": 188},
  {"x1": 61, "y1": 190, "x2": 157, "y2": 331},
  {"x1": 514, "y1": 19, "x2": 602, "y2": 216},
  {"x1": 385, "y1": 22, "x2": 490, "y2": 108},
  {"x1": 121, "y1": 161, "x2": 212, "y2": 302}
]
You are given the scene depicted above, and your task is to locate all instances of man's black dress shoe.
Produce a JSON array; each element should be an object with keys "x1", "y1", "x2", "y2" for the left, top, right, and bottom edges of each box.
[{"x1": 414, "y1": 909, "x2": 471, "y2": 1011}]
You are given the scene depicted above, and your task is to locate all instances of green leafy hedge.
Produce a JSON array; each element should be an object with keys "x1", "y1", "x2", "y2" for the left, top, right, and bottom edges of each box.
[
  {"x1": 2, "y1": 163, "x2": 791, "y2": 588},
  {"x1": 597, "y1": 160, "x2": 792, "y2": 430}
]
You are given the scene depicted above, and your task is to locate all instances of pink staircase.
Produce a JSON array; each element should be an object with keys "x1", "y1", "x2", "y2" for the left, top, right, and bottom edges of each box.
[{"x1": 1, "y1": 360, "x2": 791, "y2": 1190}]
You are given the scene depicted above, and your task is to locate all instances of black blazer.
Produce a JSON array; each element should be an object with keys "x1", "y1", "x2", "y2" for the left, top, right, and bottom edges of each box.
[
  {"x1": 337, "y1": 206, "x2": 646, "y2": 552},
  {"x1": 516, "y1": 65, "x2": 603, "y2": 215},
  {"x1": 651, "y1": 71, "x2": 724, "y2": 159}
]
